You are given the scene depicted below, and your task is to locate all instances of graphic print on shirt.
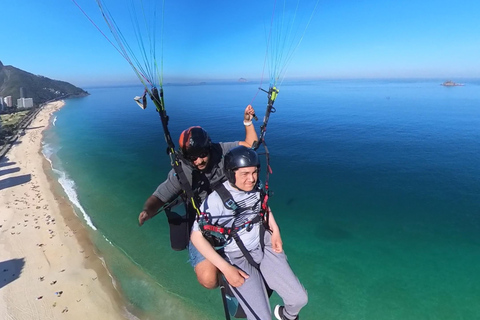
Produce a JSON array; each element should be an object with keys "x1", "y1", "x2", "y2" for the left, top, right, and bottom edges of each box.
[{"x1": 231, "y1": 193, "x2": 261, "y2": 229}]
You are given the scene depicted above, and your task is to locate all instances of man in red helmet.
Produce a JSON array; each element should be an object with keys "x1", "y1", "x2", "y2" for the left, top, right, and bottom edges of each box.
[{"x1": 138, "y1": 105, "x2": 257, "y2": 289}]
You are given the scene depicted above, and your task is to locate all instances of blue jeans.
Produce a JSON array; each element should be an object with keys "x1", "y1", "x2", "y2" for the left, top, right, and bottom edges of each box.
[{"x1": 188, "y1": 241, "x2": 206, "y2": 268}]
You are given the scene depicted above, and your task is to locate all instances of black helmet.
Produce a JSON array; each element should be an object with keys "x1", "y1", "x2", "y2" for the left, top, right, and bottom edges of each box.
[
  {"x1": 179, "y1": 126, "x2": 211, "y2": 160},
  {"x1": 224, "y1": 146, "x2": 260, "y2": 185}
]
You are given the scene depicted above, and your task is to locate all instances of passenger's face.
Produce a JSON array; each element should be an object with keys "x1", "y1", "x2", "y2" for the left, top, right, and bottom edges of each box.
[{"x1": 234, "y1": 167, "x2": 258, "y2": 191}]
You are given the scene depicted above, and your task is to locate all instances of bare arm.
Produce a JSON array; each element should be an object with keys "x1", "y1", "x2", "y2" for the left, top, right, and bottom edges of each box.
[
  {"x1": 191, "y1": 230, "x2": 249, "y2": 287},
  {"x1": 239, "y1": 105, "x2": 259, "y2": 148},
  {"x1": 267, "y1": 208, "x2": 283, "y2": 253},
  {"x1": 138, "y1": 195, "x2": 165, "y2": 226}
]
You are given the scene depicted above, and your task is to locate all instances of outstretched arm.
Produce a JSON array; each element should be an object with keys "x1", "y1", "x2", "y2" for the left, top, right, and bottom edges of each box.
[
  {"x1": 191, "y1": 230, "x2": 249, "y2": 287},
  {"x1": 239, "y1": 105, "x2": 259, "y2": 148},
  {"x1": 138, "y1": 195, "x2": 165, "y2": 226},
  {"x1": 267, "y1": 208, "x2": 283, "y2": 253},
  {"x1": 139, "y1": 170, "x2": 182, "y2": 226}
]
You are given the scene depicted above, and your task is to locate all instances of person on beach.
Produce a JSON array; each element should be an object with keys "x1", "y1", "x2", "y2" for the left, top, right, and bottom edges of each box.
[
  {"x1": 138, "y1": 105, "x2": 258, "y2": 289},
  {"x1": 191, "y1": 146, "x2": 308, "y2": 320}
]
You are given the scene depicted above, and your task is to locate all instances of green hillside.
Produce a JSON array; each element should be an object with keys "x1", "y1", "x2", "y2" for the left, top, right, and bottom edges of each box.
[{"x1": 0, "y1": 60, "x2": 88, "y2": 106}]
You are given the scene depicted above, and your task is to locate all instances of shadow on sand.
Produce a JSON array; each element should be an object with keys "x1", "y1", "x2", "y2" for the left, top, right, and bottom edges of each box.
[
  {"x1": 0, "y1": 258, "x2": 26, "y2": 289},
  {"x1": 25, "y1": 126, "x2": 45, "y2": 130},
  {"x1": 0, "y1": 174, "x2": 31, "y2": 191},
  {"x1": 0, "y1": 161, "x2": 17, "y2": 168},
  {"x1": 0, "y1": 167, "x2": 21, "y2": 177}
]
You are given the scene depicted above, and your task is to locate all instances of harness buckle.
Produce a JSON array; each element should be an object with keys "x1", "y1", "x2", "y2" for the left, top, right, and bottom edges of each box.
[{"x1": 225, "y1": 199, "x2": 237, "y2": 210}]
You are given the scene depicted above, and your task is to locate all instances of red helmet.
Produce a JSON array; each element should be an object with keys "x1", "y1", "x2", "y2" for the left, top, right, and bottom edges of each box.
[{"x1": 178, "y1": 126, "x2": 211, "y2": 160}]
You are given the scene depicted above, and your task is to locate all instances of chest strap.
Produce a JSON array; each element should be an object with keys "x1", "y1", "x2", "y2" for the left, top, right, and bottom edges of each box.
[{"x1": 201, "y1": 184, "x2": 267, "y2": 270}]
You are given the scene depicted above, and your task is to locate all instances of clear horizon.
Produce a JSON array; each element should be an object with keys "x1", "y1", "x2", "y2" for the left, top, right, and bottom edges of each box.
[
  {"x1": 79, "y1": 77, "x2": 480, "y2": 90},
  {"x1": 2, "y1": 58, "x2": 478, "y2": 90}
]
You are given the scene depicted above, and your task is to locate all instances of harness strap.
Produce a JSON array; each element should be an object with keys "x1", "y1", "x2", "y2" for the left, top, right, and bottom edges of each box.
[
  {"x1": 209, "y1": 183, "x2": 268, "y2": 270},
  {"x1": 172, "y1": 158, "x2": 196, "y2": 203},
  {"x1": 215, "y1": 183, "x2": 239, "y2": 211},
  {"x1": 202, "y1": 215, "x2": 262, "y2": 235},
  {"x1": 149, "y1": 87, "x2": 201, "y2": 251},
  {"x1": 150, "y1": 88, "x2": 200, "y2": 209},
  {"x1": 231, "y1": 231, "x2": 260, "y2": 270}
]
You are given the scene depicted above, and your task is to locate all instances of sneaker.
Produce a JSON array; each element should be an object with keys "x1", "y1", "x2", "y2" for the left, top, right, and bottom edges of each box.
[{"x1": 274, "y1": 305, "x2": 299, "y2": 320}]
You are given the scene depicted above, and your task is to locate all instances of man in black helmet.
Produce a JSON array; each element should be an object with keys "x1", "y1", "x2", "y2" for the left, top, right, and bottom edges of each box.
[
  {"x1": 191, "y1": 146, "x2": 307, "y2": 320},
  {"x1": 138, "y1": 105, "x2": 257, "y2": 289}
]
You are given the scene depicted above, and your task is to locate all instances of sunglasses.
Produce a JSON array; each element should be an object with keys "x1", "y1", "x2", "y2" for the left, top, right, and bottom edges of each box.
[{"x1": 186, "y1": 151, "x2": 209, "y2": 162}]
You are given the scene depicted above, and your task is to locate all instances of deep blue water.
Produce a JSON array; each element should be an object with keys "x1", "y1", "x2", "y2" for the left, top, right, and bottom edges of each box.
[{"x1": 43, "y1": 79, "x2": 480, "y2": 319}]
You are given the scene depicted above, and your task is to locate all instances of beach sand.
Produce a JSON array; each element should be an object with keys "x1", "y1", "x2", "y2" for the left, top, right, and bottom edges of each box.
[{"x1": 0, "y1": 101, "x2": 131, "y2": 319}]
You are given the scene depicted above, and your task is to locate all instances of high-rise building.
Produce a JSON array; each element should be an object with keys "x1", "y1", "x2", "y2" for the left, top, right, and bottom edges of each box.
[
  {"x1": 17, "y1": 98, "x2": 34, "y2": 109},
  {"x1": 20, "y1": 87, "x2": 26, "y2": 98},
  {"x1": 4, "y1": 96, "x2": 12, "y2": 107}
]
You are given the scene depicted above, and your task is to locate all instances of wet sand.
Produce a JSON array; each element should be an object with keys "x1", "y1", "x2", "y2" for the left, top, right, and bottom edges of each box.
[{"x1": 0, "y1": 101, "x2": 132, "y2": 319}]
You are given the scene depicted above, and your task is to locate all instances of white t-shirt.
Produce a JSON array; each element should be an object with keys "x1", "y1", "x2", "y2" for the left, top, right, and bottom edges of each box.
[{"x1": 193, "y1": 181, "x2": 262, "y2": 253}]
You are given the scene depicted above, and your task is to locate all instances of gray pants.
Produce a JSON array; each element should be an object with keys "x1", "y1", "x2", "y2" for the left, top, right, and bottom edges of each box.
[{"x1": 224, "y1": 232, "x2": 308, "y2": 320}]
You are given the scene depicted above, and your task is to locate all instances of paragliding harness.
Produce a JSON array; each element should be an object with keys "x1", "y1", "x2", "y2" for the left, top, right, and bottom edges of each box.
[
  {"x1": 149, "y1": 85, "x2": 278, "y2": 319},
  {"x1": 198, "y1": 184, "x2": 270, "y2": 267},
  {"x1": 197, "y1": 182, "x2": 272, "y2": 320},
  {"x1": 160, "y1": 85, "x2": 277, "y2": 254},
  {"x1": 145, "y1": 85, "x2": 276, "y2": 253},
  {"x1": 198, "y1": 85, "x2": 278, "y2": 265},
  {"x1": 203, "y1": 86, "x2": 278, "y2": 319},
  {"x1": 148, "y1": 87, "x2": 203, "y2": 251}
]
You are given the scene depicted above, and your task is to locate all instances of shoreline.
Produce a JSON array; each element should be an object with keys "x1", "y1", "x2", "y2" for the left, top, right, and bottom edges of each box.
[{"x1": 0, "y1": 101, "x2": 135, "y2": 319}]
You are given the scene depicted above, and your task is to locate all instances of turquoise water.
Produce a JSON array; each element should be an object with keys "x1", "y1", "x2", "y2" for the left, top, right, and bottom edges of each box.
[{"x1": 43, "y1": 79, "x2": 480, "y2": 319}]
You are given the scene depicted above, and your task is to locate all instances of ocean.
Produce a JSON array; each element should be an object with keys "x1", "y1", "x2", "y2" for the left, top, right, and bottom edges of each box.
[{"x1": 42, "y1": 79, "x2": 480, "y2": 319}]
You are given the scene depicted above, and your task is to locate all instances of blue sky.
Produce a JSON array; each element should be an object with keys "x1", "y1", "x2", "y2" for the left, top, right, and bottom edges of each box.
[{"x1": 1, "y1": 0, "x2": 479, "y2": 87}]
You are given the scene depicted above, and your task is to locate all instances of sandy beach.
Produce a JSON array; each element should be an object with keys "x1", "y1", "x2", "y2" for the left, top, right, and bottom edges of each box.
[{"x1": 0, "y1": 101, "x2": 131, "y2": 319}]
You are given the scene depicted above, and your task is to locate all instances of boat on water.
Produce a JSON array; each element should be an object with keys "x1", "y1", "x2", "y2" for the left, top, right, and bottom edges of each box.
[{"x1": 441, "y1": 80, "x2": 464, "y2": 86}]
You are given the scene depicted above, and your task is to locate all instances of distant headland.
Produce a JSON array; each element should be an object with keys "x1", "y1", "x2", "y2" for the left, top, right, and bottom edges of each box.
[
  {"x1": 0, "y1": 60, "x2": 89, "y2": 107},
  {"x1": 441, "y1": 80, "x2": 464, "y2": 87}
]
